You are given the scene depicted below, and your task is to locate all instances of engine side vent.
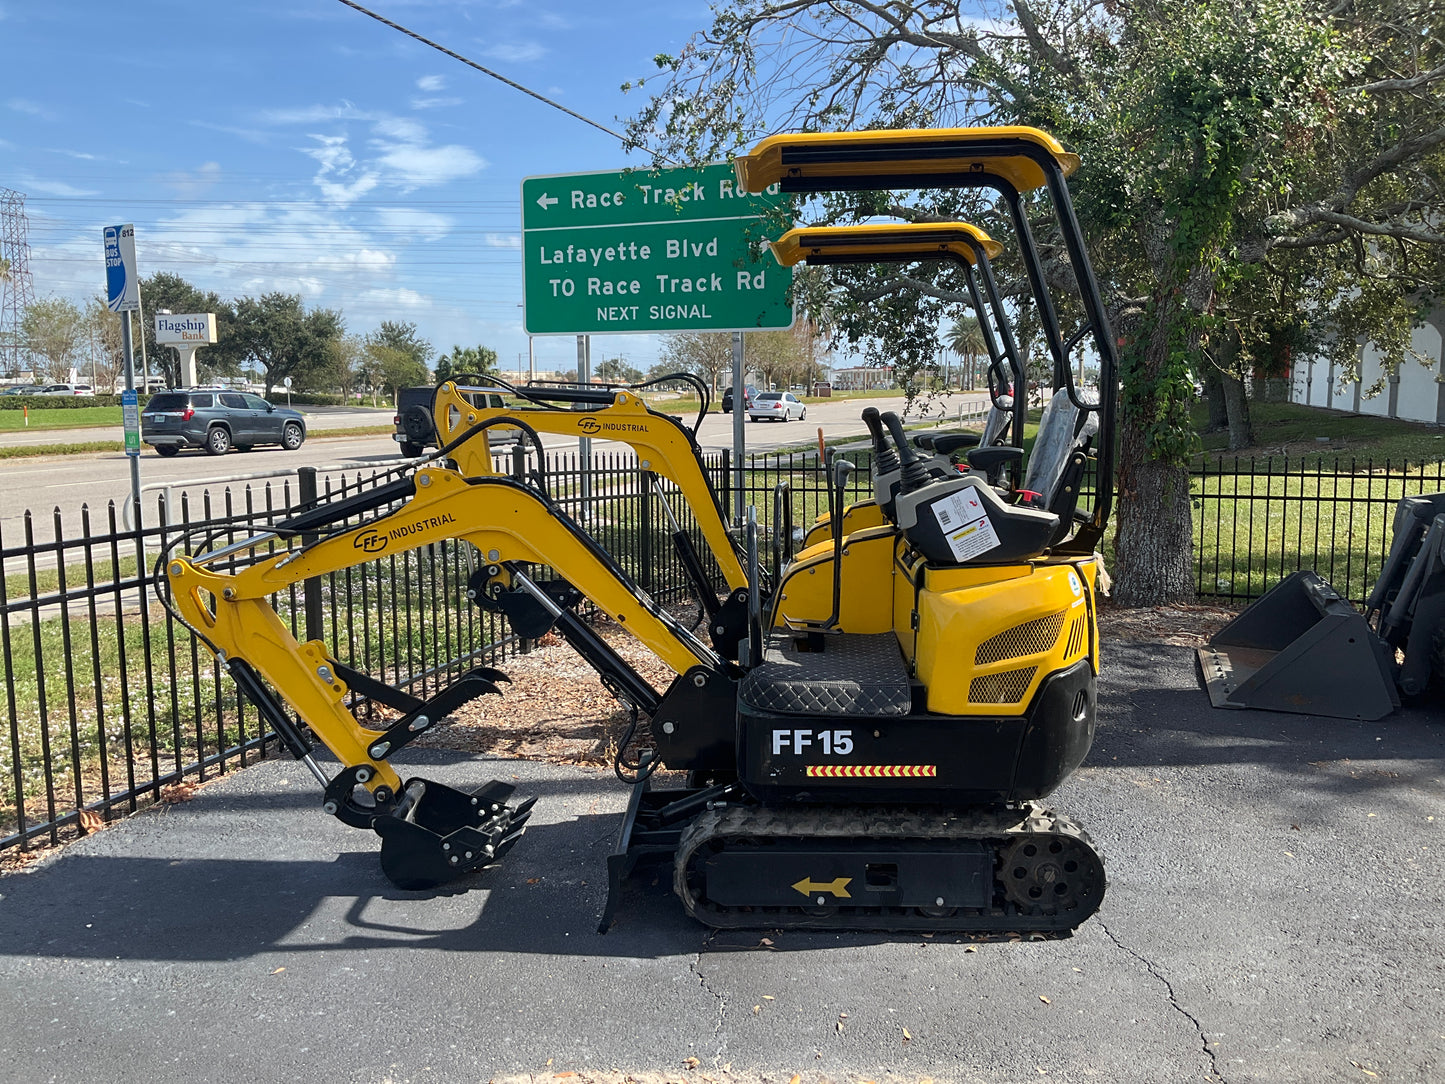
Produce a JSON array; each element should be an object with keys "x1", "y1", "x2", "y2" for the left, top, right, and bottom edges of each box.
[
  {"x1": 975, "y1": 611, "x2": 1066, "y2": 666},
  {"x1": 968, "y1": 665, "x2": 1037, "y2": 704},
  {"x1": 1065, "y1": 614, "x2": 1087, "y2": 658}
]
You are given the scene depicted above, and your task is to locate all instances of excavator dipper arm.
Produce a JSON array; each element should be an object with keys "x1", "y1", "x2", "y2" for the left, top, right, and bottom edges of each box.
[{"x1": 432, "y1": 383, "x2": 748, "y2": 593}]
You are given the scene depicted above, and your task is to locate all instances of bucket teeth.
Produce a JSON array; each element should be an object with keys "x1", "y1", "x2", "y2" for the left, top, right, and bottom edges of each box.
[{"x1": 372, "y1": 777, "x2": 533, "y2": 890}]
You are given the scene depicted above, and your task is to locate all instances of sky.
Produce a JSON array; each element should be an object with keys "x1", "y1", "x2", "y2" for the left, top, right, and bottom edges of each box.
[{"x1": 0, "y1": 0, "x2": 724, "y2": 378}]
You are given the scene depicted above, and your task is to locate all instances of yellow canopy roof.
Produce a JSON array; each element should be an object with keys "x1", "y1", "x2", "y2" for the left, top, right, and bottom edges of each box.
[
  {"x1": 734, "y1": 127, "x2": 1079, "y2": 196},
  {"x1": 770, "y1": 222, "x2": 1003, "y2": 268}
]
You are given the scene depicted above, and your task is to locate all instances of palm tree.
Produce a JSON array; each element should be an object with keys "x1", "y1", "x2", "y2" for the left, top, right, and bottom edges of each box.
[{"x1": 945, "y1": 316, "x2": 987, "y2": 389}]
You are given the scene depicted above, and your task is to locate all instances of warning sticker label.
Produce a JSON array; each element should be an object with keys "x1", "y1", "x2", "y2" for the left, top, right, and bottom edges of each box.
[{"x1": 930, "y1": 488, "x2": 1000, "y2": 562}]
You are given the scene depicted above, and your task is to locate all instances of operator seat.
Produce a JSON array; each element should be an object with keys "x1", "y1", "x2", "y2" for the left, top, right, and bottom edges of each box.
[{"x1": 1021, "y1": 387, "x2": 1100, "y2": 546}]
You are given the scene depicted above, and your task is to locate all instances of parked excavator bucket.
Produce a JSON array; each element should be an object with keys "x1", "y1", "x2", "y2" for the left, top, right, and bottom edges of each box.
[
  {"x1": 373, "y1": 777, "x2": 535, "y2": 890},
  {"x1": 1197, "y1": 571, "x2": 1400, "y2": 721}
]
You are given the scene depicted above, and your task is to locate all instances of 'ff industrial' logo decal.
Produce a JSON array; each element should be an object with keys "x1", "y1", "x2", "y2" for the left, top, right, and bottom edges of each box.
[{"x1": 354, "y1": 512, "x2": 458, "y2": 554}]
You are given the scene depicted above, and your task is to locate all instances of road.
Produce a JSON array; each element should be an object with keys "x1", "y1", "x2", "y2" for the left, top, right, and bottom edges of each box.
[
  {"x1": 1, "y1": 642, "x2": 1439, "y2": 1083},
  {"x1": 0, "y1": 394, "x2": 987, "y2": 545}
]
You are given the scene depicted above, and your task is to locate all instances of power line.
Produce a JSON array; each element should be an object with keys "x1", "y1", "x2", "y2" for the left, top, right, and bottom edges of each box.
[{"x1": 333, "y1": 0, "x2": 640, "y2": 153}]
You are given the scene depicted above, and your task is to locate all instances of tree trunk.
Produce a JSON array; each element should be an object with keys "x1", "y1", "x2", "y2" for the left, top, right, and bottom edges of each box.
[
  {"x1": 1222, "y1": 372, "x2": 1255, "y2": 451},
  {"x1": 1203, "y1": 367, "x2": 1228, "y2": 431},
  {"x1": 1112, "y1": 313, "x2": 1196, "y2": 606}
]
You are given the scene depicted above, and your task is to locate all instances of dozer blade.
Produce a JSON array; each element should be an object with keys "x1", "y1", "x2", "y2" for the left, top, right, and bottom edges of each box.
[
  {"x1": 1197, "y1": 571, "x2": 1399, "y2": 721},
  {"x1": 373, "y1": 777, "x2": 535, "y2": 890}
]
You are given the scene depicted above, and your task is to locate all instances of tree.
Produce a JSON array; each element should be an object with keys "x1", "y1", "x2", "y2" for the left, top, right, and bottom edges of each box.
[
  {"x1": 945, "y1": 316, "x2": 988, "y2": 389},
  {"x1": 81, "y1": 296, "x2": 125, "y2": 392},
  {"x1": 21, "y1": 297, "x2": 85, "y2": 382},
  {"x1": 660, "y1": 331, "x2": 735, "y2": 392},
  {"x1": 370, "y1": 321, "x2": 434, "y2": 375},
  {"x1": 595, "y1": 357, "x2": 644, "y2": 384},
  {"x1": 230, "y1": 293, "x2": 344, "y2": 397},
  {"x1": 139, "y1": 272, "x2": 240, "y2": 386},
  {"x1": 435, "y1": 344, "x2": 499, "y2": 384},
  {"x1": 646, "y1": 360, "x2": 697, "y2": 390},
  {"x1": 744, "y1": 328, "x2": 812, "y2": 391},
  {"x1": 626, "y1": 0, "x2": 1445, "y2": 605},
  {"x1": 318, "y1": 334, "x2": 366, "y2": 402}
]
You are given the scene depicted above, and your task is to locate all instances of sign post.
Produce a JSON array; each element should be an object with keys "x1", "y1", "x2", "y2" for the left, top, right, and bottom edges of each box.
[{"x1": 104, "y1": 224, "x2": 142, "y2": 514}]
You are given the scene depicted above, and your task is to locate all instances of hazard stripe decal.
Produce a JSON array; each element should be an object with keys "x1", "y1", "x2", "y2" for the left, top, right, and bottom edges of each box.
[{"x1": 805, "y1": 765, "x2": 937, "y2": 778}]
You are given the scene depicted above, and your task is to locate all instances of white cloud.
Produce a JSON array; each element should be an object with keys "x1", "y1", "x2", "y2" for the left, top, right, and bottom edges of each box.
[
  {"x1": 415, "y1": 75, "x2": 446, "y2": 92},
  {"x1": 288, "y1": 112, "x2": 485, "y2": 201},
  {"x1": 261, "y1": 102, "x2": 372, "y2": 125},
  {"x1": 375, "y1": 207, "x2": 454, "y2": 242},
  {"x1": 480, "y1": 41, "x2": 546, "y2": 63},
  {"x1": 411, "y1": 96, "x2": 463, "y2": 110},
  {"x1": 19, "y1": 177, "x2": 98, "y2": 197},
  {"x1": 375, "y1": 143, "x2": 487, "y2": 187},
  {"x1": 302, "y1": 134, "x2": 380, "y2": 206},
  {"x1": 7, "y1": 98, "x2": 57, "y2": 121},
  {"x1": 485, "y1": 233, "x2": 521, "y2": 249},
  {"x1": 189, "y1": 120, "x2": 269, "y2": 145},
  {"x1": 46, "y1": 148, "x2": 97, "y2": 161},
  {"x1": 372, "y1": 116, "x2": 428, "y2": 143},
  {"x1": 356, "y1": 286, "x2": 429, "y2": 310},
  {"x1": 159, "y1": 161, "x2": 224, "y2": 197}
]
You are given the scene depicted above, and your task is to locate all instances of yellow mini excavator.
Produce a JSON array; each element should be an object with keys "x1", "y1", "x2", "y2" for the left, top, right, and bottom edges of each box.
[{"x1": 159, "y1": 126, "x2": 1120, "y2": 935}]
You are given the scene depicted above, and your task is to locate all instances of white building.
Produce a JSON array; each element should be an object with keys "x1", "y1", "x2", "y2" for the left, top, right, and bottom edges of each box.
[{"x1": 1291, "y1": 305, "x2": 1445, "y2": 422}]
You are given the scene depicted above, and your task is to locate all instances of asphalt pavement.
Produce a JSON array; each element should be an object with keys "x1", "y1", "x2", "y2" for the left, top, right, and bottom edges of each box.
[{"x1": 1, "y1": 642, "x2": 1440, "y2": 1083}]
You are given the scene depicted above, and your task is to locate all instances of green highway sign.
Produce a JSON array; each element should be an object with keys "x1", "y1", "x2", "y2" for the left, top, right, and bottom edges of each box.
[{"x1": 521, "y1": 163, "x2": 793, "y2": 336}]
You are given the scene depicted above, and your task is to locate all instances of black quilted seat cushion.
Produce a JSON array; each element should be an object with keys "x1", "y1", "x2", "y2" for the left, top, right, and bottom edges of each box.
[{"x1": 739, "y1": 632, "x2": 912, "y2": 717}]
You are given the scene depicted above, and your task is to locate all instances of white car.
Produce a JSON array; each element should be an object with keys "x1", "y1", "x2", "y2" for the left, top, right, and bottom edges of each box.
[
  {"x1": 748, "y1": 390, "x2": 806, "y2": 422},
  {"x1": 36, "y1": 383, "x2": 94, "y2": 396}
]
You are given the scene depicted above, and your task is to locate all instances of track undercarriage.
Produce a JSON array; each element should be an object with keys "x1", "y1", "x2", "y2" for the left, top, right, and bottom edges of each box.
[{"x1": 602, "y1": 779, "x2": 1106, "y2": 936}]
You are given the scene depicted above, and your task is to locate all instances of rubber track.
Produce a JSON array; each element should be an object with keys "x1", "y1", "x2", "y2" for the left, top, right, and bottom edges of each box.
[{"x1": 673, "y1": 802, "x2": 1106, "y2": 935}]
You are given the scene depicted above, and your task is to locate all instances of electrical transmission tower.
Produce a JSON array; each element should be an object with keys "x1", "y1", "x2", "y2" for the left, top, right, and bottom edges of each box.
[{"x1": 0, "y1": 187, "x2": 38, "y2": 377}]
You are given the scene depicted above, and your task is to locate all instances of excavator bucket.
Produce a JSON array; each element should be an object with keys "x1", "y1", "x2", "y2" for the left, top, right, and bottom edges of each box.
[
  {"x1": 373, "y1": 778, "x2": 535, "y2": 890},
  {"x1": 1197, "y1": 571, "x2": 1400, "y2": 721}
]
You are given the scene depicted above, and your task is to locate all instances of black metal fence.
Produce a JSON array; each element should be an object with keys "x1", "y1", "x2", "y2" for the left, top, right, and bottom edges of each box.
[
  {"x1": 1192, "y1": 457, "x2": 1445, "y2": 606},
  {"x1": 4, "y1": 448, "x2": 1442, "y2": 856}
]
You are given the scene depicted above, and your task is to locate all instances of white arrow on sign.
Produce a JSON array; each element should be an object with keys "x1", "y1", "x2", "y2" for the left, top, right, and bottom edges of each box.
[{"x1": 536, "y1": 193, "x2": 559, "y2": 211}]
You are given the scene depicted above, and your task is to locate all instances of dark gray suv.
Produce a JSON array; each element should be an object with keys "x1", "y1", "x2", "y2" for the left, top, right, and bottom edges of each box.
[{"x1": 141, "y1": 390, "x2": 307, "y2": 457}]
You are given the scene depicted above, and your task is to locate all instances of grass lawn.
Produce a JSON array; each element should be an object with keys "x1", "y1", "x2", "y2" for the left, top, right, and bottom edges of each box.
[
  {"x1": 0, "y1": 406, "x2": 121, "y2": 431},
  {"x1": 1195, "y1": 399, "x2": 1445, "y2": 465}
]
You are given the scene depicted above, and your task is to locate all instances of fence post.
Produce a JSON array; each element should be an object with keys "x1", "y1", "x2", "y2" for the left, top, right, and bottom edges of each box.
[
  {"x1": 298, "y1": 467, "x2": 324, "y2": 644},
  {"x1": 640, "y1": 468, "x2": 655, "y2": 593},
  {"x1": 720, "y1": 449, "x2": 732, "y2": 525},
  {"x1": 511, "y1": 446, "x2": 534, "y2": 654}
]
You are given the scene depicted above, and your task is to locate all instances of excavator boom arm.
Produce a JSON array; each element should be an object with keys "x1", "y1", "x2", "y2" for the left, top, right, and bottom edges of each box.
[{"x1": 167, "y1": 467, "x2": 724, "y2": 794}]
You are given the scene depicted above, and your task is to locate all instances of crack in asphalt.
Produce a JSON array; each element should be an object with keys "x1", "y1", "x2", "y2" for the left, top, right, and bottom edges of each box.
[
  {"x1": 692, "y1": 932, "x2": 728, "y2": 1066},
  {"x1": 1100, "y1": 919, "x2": 1225, "y2": 1082}
]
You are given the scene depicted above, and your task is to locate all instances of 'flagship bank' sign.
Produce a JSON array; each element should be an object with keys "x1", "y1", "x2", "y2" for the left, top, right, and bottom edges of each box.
[{"x1": 155, "y1": 313, "x2": 218, "y2": 345}]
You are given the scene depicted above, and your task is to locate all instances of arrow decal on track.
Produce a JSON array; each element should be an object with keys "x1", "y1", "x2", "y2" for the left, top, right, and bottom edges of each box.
[{"x1": 791, "y1": 876, "x2": 853, "y2": 899}]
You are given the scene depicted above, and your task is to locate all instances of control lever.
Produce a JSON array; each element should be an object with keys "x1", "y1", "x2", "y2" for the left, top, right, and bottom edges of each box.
[
  {"x1": 824, "y1": 456, "x2": 855, "y2": 631},
  {"x1": 881, "y1": 412, "x2": 932, "y2": 494},
  {"x1": 861, "y1": 407, "x2": 900, "y2": 476}
]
